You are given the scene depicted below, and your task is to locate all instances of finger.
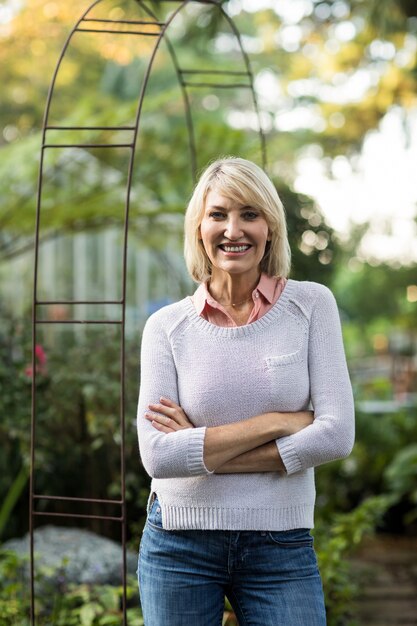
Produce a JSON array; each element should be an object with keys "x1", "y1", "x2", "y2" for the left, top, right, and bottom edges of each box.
[
  {"x1": 157, "y1": 398, "x2": 194, "y2": 426},
  {"x1": 149, "y1": 419, "x2": 176, "y2": 434},
  {"x1": 145, "y1": 411, "x2": 180, "y2": 431},
  {"x1": 148, "y1": 403, "x2": 189, "y2": 427},
  {"x1": 148, "y1": 403, "x2": 176, "y2": 418},
  {"x1": 145, "y1": 411, "x2": 170, "y2": 425},
  {"x1": 159, "y1": 397, "x2": 179, "y2": 408}
]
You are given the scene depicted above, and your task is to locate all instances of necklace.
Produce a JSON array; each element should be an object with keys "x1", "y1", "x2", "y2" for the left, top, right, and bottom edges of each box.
[{"x1": 217, "y1": 295, "x2": 253, "y2": 308}]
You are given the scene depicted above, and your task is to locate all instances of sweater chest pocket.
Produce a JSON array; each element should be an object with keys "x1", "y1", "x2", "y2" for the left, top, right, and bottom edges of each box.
[
  {"x1": 264, "y1": 349, "x2": 308, "y2": 407},
  {"x1": 265, "y1": 352, "x2": 302, "y2": 367}
]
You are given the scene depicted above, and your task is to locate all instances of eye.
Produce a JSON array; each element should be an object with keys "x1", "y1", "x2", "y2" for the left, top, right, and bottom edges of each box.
[
  {"x1": 208, "y1": 211, "x2": 226, "y2": 219},
  {"x1": 242, "y1": 210, "x2": 259, "y2": 220}
]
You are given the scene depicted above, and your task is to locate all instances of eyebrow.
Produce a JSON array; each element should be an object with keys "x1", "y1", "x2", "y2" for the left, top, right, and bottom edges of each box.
[{"x1": 207, "y1": 204, "x2": 253, "y2": 210}]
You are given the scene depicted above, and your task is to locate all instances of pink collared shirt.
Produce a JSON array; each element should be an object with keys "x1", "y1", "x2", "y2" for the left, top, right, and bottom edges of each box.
[{"x1": 192, "y1": 274, "x2": 287, "y2": 327}]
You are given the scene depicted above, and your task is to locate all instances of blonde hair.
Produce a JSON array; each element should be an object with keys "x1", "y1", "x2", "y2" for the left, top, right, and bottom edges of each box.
[{"x1": 184, "y1": 157, "x2": 291, "y2": 282}]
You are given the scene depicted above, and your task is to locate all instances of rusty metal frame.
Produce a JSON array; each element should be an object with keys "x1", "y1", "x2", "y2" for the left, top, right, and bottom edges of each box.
[{"x1": 30, "y1": 1, "x2": 267, "y2": 624}]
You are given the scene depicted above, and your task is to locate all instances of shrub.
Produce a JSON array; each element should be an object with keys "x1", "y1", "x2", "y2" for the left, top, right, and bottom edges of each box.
[{"x1": 0, "y1": 549, "x2": 143, "y2": 626}]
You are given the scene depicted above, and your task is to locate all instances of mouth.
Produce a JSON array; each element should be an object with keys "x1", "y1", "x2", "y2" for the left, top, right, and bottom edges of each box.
[{"x1": 218, "y1": 244, "x2": 252, "y2": 253}]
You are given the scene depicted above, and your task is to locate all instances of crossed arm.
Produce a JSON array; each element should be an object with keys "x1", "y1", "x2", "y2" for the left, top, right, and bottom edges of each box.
[
  {"x1": 138, "y1": 287, "x2": 354, "y2": 479},
  {"x1": 145, "y1": 397, "x2": 313, "y2": 473}
]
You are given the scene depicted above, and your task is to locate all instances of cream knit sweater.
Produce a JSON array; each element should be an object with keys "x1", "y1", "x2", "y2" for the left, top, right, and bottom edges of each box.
[{"x1": 137, "y1": 280, "x2": 355, "y2": 531}]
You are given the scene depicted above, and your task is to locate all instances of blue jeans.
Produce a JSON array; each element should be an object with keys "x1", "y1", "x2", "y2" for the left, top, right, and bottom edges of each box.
[{"x1": 138, "y1": 497, "x2": 326, "y2": 626}]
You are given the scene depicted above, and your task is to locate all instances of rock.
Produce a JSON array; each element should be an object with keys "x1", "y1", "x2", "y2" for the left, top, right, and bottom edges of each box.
[{"x1": 3, "y1": 525, "x2": 138, "y2": 585}]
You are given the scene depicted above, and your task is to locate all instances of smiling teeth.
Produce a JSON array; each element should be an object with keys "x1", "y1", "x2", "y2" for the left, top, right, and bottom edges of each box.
[{"x1": 223, "y1": 245, "x2": 249, "y2": 252}]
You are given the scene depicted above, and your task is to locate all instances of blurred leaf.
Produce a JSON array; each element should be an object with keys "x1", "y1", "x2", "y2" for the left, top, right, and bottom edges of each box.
[{"x1": 385, "y1": 444, "x2": 417, "y2": 498}]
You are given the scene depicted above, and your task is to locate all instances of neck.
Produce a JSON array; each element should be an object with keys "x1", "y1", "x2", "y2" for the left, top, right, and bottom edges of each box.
[{"x1": 208, "y1": 270, "x2": 261, "y2": 306}]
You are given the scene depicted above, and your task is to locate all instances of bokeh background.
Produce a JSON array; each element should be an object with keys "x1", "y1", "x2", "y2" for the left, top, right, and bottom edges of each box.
[{"x1": 1, "y1": 1, "x2": 416, "y2": 624}]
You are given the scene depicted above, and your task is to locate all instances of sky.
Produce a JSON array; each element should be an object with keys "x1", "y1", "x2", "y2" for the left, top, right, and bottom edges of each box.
[{"x1": 294, "y1": 108, "x2": 417, "y2": 265}]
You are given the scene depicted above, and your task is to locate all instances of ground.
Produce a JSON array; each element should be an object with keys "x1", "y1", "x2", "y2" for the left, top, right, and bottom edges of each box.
[{"x1": 353, "y1": 535, "x2": 417, "y2": 626}]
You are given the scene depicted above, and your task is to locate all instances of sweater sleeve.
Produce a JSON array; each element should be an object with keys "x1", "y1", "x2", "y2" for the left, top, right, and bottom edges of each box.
[
  {"x1": 136, "y1": 311, "x2": 212, "y2": 479},
  {"x1": 276, "y1": 285, "x2": 355, "y2": 475}
]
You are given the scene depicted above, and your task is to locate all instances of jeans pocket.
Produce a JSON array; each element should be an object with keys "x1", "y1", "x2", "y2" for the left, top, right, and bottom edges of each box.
[
  {"x1": 147, "y1": 495, "x2": 164, "y2": 530},
  {"x1": 267, "y1": 528, "x2": 313, "y2": 548}
]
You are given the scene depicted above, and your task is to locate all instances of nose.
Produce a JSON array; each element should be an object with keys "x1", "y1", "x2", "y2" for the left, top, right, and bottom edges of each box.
[{"x1": 224, "y1": 215, "x2": 244, "y2": 241}]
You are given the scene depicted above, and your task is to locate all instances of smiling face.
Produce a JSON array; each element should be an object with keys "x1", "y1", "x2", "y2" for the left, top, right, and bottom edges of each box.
[{"x1": 199, "y1": 188, "x2": 271, "y2": 282}]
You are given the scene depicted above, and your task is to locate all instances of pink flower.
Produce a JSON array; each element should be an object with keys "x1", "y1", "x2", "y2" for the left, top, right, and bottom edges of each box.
[
  {"x1": 24, "y1": 344, "x2": 47, "y2": 378},
  {"x1": 35, "y1": 345, "x2": 47, "y2": 367}
]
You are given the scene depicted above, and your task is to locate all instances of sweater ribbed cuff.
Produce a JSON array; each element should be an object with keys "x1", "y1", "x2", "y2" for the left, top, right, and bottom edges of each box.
[
  {"x1": 276, "y1": 437, "x2": 303, "y2": 475},
  {"x1": 187, "y1": 427, "x2": 214, "y2": 475}
]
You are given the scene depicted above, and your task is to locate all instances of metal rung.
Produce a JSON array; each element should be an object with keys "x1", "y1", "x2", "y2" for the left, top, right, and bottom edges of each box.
[
  {"x1": 33, "y1": 511, "x2": 123, "y2": 522},
  {"x1": 75, "y1": 27, "x2": 162, "y2": 36},
  {"x1": 180, "y1": 69, "x2": 250, "y2": 76},
  {"x1": 182, "y1": 82, "x2": 252, "y2": 89},
  {"x1": 34, "y1": 494, "x2": 123, "y2": 505},
  {"x1": 36, "y1": 300, "x2": 123, "y2": 305},
  {"x1": 36, "y1": 319, "x2": 123, "y2": 325},
  {"x1": 82, "y1": 18, "x2": 165, "y2": 26},
  {"x1": 42, "y1": 143, "x2": 134, "y2": 149},
  {"x1": 45, "y1": 126, "x2": 136, "y2": 131}
]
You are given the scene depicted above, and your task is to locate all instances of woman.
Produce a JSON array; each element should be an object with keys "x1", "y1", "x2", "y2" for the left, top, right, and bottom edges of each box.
[{"x1": 137, "y1": 157, "x2": 354, "y2": 626}]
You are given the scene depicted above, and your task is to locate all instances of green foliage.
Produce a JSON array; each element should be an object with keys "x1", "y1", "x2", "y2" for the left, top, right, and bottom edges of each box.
[
  {"x1": 384, "y1": 444, "x2": 417, "y2": 524},
  {"x1": 278, "y1": 184, "x2": 339, "y2": 285},
  {"x1": 334, "y1": 263, "x2": 417, "y2": 328},
  {"x1": 315, "y1": 494, "x2": 397, "y2": 626},
  {"x1": 2, "y1": 0, "x2": 417, "y2": 274},
  {"x1": 315, "y1": 407, "x2": 417, "y2": 530},
  {"x1": 0, "y1": 550, "x2": 26, "y2": 623},
  {"x1": 0, "y1": 308, "x2": 149, "y2": 543},
  {"x1": 0, "y1": 549, "x2": 143, "y2": 626},
  {"x1": 0, "y1": 0, "x2": 369, "y2": 276},
  {"x1": 0, "y1": 467, "x2": 29, "y2": 540},
  {"x1": 0, "y1": 311, "x2": 36, "y2": 540}
]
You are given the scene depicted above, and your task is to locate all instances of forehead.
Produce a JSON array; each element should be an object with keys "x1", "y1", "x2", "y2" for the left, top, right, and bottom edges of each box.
[{"x1": 205, "y1": 188, "x2": 248, "y2": 209}]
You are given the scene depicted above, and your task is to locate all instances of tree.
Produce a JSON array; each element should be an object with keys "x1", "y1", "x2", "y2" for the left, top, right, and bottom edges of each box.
[
  {"x1": 0, "y1": 0, "x2": 341, "y2": 286},
  {"x1": 2, "y1": 0, "x2": 416, "y2": 269}
]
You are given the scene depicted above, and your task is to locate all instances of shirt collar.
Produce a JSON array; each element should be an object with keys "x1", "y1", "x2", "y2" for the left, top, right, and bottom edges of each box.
[
  {"x1": 193, "y1": 282, "x2": 210, "y2": 316},
  {"x1": 193, "y1": 273, "x2": 276, "y2": 314},
  {"x1": 255, "y1": 273, "x2": 276, "y2": 304}
]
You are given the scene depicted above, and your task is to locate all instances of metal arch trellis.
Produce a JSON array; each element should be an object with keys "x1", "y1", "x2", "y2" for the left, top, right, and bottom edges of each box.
[{"x1": 30, "y1": 0, "x2": 267, "y2": 623}]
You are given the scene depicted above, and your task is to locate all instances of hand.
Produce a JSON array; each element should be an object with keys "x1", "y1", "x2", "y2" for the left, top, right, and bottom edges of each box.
[{"x1": 145, "y1": 397, "x2": 194, "y2": 434}]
